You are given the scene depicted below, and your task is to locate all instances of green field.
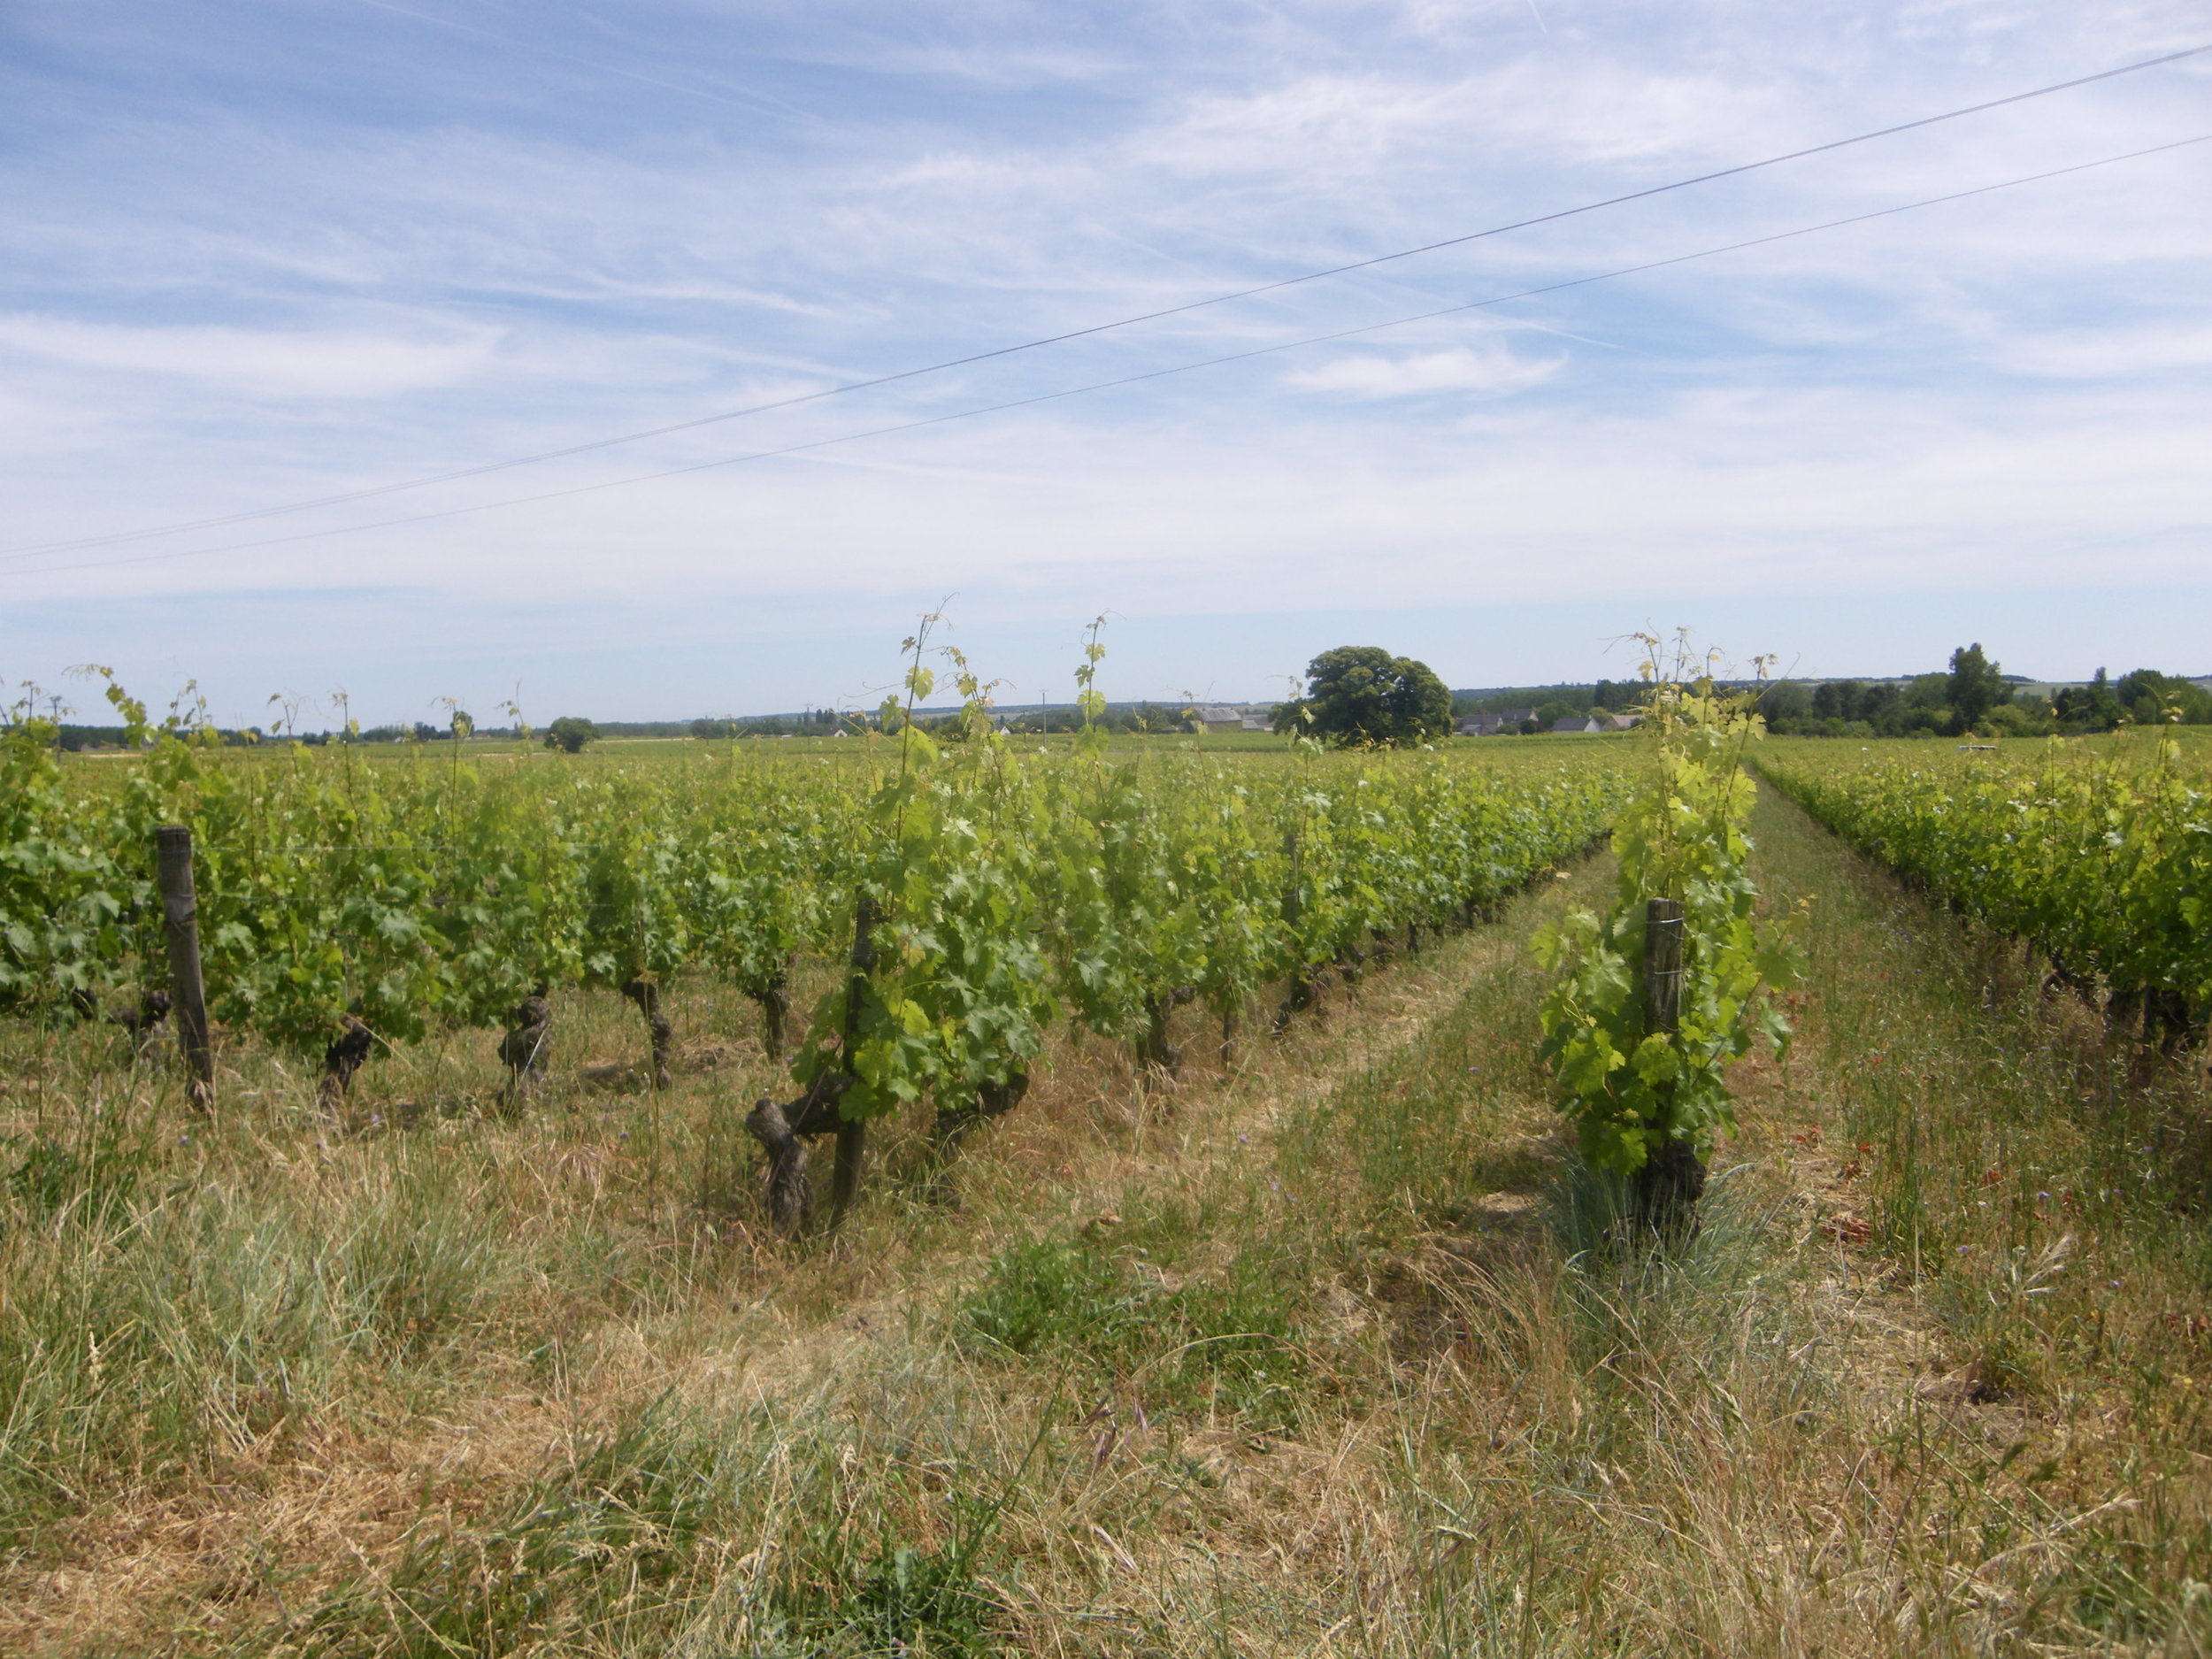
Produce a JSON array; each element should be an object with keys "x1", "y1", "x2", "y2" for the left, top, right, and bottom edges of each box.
[{"x1": 170, "y1": 726, "x2": 1640, "y2": 761}]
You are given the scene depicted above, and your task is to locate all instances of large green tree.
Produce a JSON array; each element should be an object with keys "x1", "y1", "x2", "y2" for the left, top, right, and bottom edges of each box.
[
  {"x1": 543, "y1": 716, "x2": 598, "y2": 754},
  {"x1": 1273, "y1": 646, "x2": 1453, "y2": 748},
  {"x1": 2114, "y1": 668, "x2": 2212, "y2": 726},
  {"x1": 1947, "y1": 643, "x2": 2009, "y2": 733}
]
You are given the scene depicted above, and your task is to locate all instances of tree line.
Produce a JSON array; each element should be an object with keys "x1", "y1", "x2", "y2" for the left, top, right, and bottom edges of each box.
[{"x1": 1757, "y1": 646, "x2": 2212, "y2": 739}]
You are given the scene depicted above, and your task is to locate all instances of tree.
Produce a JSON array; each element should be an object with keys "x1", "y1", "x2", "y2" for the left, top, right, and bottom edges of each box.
[
  {"x1": 1810, "y1": 680, "x2": 1859, "y2": 721},
  {"x1": 1947, "y1": 643, "x2": 2008, "y2": 733},
  {"x1": 2113, "y1": 668, "x2": 2212, "y2": 726},
  {"x1": 1592, "y1": 679, "x2": 1638, "y2": 711},
  {"x1": 1755, "y1": 681, "x2": 1810, "y2": 725},
  {"x1": 690, "y1": 718, "x2": 730, "y2": 740},
  {"x1": 1273, "y1": 647, "x2": 1452, "y2": 748},
  {"x1": 2053, "y1": 669, "x2": 2122, "y2": 731},
  {"x1": 544, "y1": 716, "x2": 597, "y2": 754}
]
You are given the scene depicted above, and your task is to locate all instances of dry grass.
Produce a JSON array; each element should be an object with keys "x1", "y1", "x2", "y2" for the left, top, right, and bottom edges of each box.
[
  {"x1": 0, "y1": 859, "x2": 1560, "y2": 1654},
  {"x1": 2, "y1": 793, "x2": 2209, "y2": 1655}
]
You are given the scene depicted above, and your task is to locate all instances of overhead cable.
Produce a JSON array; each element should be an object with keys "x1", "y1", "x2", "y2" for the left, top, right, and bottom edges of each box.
[
  {"x1": 6, "y1": 131, "x2": 2201, "y2": 583},
  {"x1": 4, "y1": 41, "x2": 2204, "y2": 561}
]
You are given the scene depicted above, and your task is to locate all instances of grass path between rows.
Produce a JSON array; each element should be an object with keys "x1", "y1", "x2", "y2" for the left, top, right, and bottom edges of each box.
[
  {"x1": 1734, "y1": 783, "x2": 2212, "y2": 1655},
  {"x1": 15, "y1": 783, "x2": 2212, "y2": 1655}
]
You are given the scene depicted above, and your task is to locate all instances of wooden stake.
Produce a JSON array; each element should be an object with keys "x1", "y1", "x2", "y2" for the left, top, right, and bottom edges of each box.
[
  {"x1": 156, "y1": 825, "x2": 214, "y2": 1111},
  {"x1": 1644, "y1": 896, "x2": 1684, "y2": 1034},
  {"x1": 1637, "y1": 895, "x2": 1704, "y2": 1226},
  {"x1": 830, "y1": 893, "x2": 879, "y2": 1225}
]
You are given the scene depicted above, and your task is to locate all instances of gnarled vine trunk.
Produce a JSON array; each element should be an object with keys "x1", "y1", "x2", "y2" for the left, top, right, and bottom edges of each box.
[
  {"x1": 931, "y1": 1071, "x2": 1029, "y2": 1157},
  {"x1": 1274, "y1": 971, "x2": 1321, "y2": 1031},
  {"x1": 619, "y1": 977, "x2": 674, "y2": 1088},
  {"x1": 2041, "y1": 957, "x2": 2099, "y2": 1009},
  {"x1": 746, "y1": 895, "x2": 878, "y2": 1234},
  {"x1": 1138, "y1": 987, "x2": 1195, "y2": 1077},
  {"x1": 745, "y1": 967, "x2": 792, "y2": 1060},
  {"x1": 319, "y1": 1016, "x2": 374, "y2": 1116},
  {"x1": 122, "y1": 987, "x2": 173, "y2": 1040},
  {"x1": 498, "y1": 992, "x2": 552, "y2": 1104},
  {"x1": 72, "y1": 987, "x2": 172, "y2": 1055},
  {"x1": 1274, "y1": 827, "x2": 1317, "y2": 1032},
  {"x1": 2135, "y1": 986, "x2": 2200, "y2": 1054},
  {"x1": 1633, "y1": 1137, "x2": 1708, "y2": 1231},
  {"x1": 746, "y1": 1072, "x2": 849, "y2": 1233}
]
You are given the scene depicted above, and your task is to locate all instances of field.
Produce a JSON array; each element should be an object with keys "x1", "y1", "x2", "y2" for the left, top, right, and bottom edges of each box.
[
  {"x1": 2, "y1": 727, "x2": 2210, "y2": 1655},
  {"x1": 182, "y1": 729, "x2": 1639, "y2": 761}
]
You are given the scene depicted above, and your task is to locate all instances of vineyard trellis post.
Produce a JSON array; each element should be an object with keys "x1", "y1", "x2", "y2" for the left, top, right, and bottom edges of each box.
[
  {"x1": 156, "y1": 825, "x2": 215, "y2": 1111},
  {"x1": 1638, "y1": 895, "x2": 1704, "y2": 1225},
  {"x1": 1644, "y1": 896, "x2": 1684, "y2": 1033},
  {"x1": 830, "y1": 892, "x2": 879, "y2": 1225}
]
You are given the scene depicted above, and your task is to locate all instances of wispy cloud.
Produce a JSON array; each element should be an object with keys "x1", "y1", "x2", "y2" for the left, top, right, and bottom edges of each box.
[
  {"x1": 0, "y1": 313, "x2": 501, "y2": 399},
  {"x1": 1987, "y1": 321, "x2": 2212, "y2": 378},
  {"x1": 0, "y1": 0, "x2": 2206, "y2": 709},
  {"x1": 1285, "y1": 342, "x2": 1562, "y2": 398}
]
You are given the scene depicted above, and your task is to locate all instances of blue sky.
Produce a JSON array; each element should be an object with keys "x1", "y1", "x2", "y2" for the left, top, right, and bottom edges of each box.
[{"x1": 2, "y1": 0, "x2": 2207, "y2": 727}]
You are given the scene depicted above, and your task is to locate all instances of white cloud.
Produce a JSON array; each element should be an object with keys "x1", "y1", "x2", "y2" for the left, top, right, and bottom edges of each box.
[
  {"x1": 1989, "y1": 322, "x2": 2212, "y2": 379},
  {"x1": 2, "y1": 0, "x2": 2208, "y2": 710},
  {"x1": 1285, "y1": 343, "x2": 1562, "y2": 397},
  {"x1": 0, "y1": 313, "x2": 501, "y2": 400}
]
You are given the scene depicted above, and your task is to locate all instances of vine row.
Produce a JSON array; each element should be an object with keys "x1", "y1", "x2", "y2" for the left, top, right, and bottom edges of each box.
[
  {"x1": 1759, "y1": 734, "x2": 2212, "y2": 1045},
  {"x1": 3, "y1": 669, "x2": 1635, "y2": 1219}
]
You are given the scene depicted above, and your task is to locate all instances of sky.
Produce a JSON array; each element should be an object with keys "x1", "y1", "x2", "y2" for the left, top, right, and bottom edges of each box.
[{"x1": 1, "y1": 0, "x2": 2207, "y2": 728}]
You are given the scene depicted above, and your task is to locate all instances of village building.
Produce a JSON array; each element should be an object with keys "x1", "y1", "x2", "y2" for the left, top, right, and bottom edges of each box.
[{"x1": 1456, "y1": 707, "x2": 1539, "y2": 736}]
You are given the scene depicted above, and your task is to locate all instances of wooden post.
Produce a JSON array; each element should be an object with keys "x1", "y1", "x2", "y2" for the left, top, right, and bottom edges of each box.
[
  {"x1": 1274, "y1": 828, "x2": 1315, "y2": 1029},
  {"x1": 1637, "y1": 895, "x2": 1703, "y2": 1226},
  {"x1": 830, "y1": 894, "x2": 879, "y2": 1225},
  {"x1": 1644, "y1": 896, "x2": 1684, "y2": 1034},
  {"x1": 156, "y1": 826, "x2": 214, "y2": 1111}
]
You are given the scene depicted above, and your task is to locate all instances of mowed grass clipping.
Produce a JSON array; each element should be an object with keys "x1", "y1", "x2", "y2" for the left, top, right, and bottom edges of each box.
[{"x1": 3, "y1": 782, "x2": 2210, "y2": 1655}]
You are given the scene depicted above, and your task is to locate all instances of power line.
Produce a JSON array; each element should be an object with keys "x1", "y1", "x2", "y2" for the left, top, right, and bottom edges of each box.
[
  {"x1": 8, "y1": 131, "x2": 2200, "y2": 584},
  {"x1": 7, "y1": 42, "x2": 2204, "y2": 562}
]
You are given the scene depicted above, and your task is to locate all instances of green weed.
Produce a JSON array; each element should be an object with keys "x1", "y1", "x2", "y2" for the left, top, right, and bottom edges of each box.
[{"x1": 957, "y1": 1233, "x2": 1303, "y2": 1429}]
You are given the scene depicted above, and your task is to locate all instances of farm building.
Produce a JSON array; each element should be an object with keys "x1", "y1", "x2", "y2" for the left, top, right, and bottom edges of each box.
[{"x1": 1457, "y1": 707, "x2": 1540, "y2": 735}]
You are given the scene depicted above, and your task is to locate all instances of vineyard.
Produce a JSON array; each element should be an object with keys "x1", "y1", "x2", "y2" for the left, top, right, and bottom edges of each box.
[
  {"x1": 5, "y1": 694, "x2": 2212, "y2": 1655},
  {"x1": 1759, "y1": 733, "x2": 2212, "y2": 1045},
  {"x1": 0, "y1": 671, "x2": 1632, "y2": 1219}
]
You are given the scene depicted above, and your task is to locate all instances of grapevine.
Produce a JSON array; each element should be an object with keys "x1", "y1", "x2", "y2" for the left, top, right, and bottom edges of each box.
[
  {"x1": 1536, "y1": 649, "x2": 1802, "y2": 1222},
  {"x1": 3, "y1": 658, "x2": 1639, "y2": 1229},
  {"x1": 1761, "y1": 731, "x2": 2212, "y2": 1045}
]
